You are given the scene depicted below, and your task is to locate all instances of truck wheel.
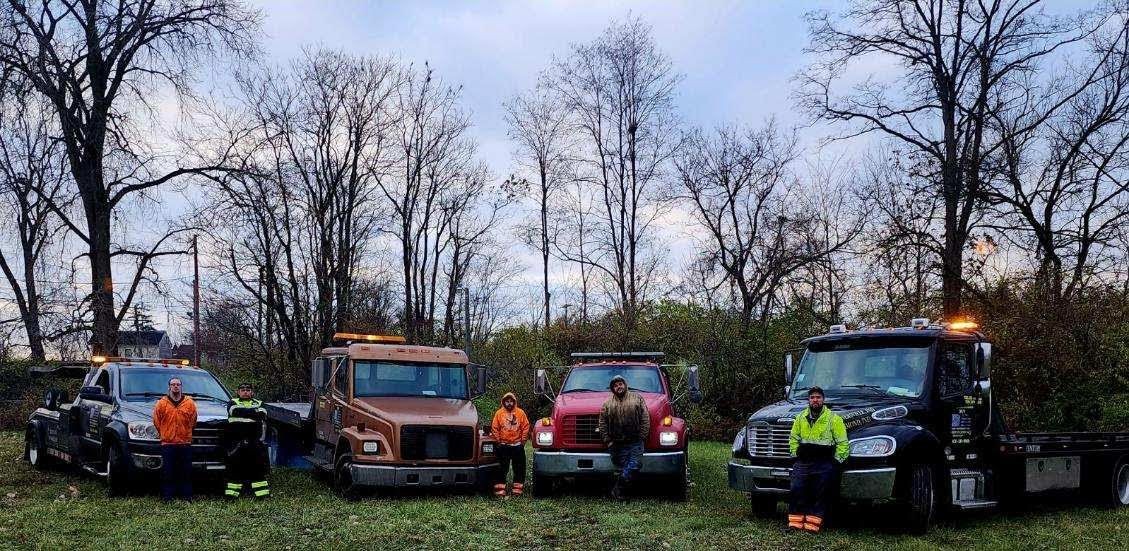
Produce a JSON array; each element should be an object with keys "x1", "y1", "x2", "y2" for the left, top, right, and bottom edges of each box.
[
  {"x1": 749, "y1": 494, "x2": 779, "y2": 517},
  {"x1": 530, "y1": 473, "x2": 555, "y2": 498},
  {"x1": 106, "y1": 445, "x2": 132, "y2": 497},
  {"x1": 1107, "y1": 458, "x2": 1129, "y2": 507},
  {"x1": 334, "y1": 454, "x2": 360, "y2": 500},
  {"x1": 903, "y1": 463, "x2": 939, "y2": 534},
  {"x1": 25, "y1": 429, "x2": 48, "y2": 469}
]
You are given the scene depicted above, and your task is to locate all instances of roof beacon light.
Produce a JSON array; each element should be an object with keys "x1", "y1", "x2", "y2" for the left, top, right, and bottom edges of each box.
[
  {"x1": 949, "y1": 320, "x2": 979, "y2": 331},
  {"x1": 333, "y1": 332, "x2": 407, "y2": 344},
  {"x1": 91, "y1": 355, "x2": 107, "y2": 364},
  {"x1": 911, "y1": 318, "x2": 930, "y2": 330},
  {"x1": 829, "y1": 324, "x2": 847, "y2": 334}
]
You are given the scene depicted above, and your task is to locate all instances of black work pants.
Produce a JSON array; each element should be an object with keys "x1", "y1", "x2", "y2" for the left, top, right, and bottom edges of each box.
[
  {"x1": 160, "y1": 444, "x2": 193, "y2": 501},
  {"x1": 789, "y1": 457, "x2": 838, "y2": 520},
  {"x1": 495, "y1": 443, "x2": 526, "y2": 484},
  {"x1": 225, "y1": 439, "x2": 270, "y2": 498}
]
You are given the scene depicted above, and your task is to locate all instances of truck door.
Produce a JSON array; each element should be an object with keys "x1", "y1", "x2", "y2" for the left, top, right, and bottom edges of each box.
[
  {"x1": 77, "y1": 369, "x2": 113, "y2": 459},
  {"x1": 935, "y1": 341, "x2": 983, "y2": 460},
  {"x1": 315, "y1": 357, "x2": 348, "y2": 444}
]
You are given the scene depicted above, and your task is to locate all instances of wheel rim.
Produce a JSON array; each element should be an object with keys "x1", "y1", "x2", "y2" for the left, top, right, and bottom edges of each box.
[{"x1": 1116, "y1": 463, "x2": 1129, "y2": 506}]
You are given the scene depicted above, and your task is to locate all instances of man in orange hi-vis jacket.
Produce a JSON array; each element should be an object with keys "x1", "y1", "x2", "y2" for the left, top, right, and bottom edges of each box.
[
  {"x1": 490, "y1": 392, "x2": 530, "y2": 497},
  {"x1": 152, "y1": 377, "x2": 198, "y2": 502}
]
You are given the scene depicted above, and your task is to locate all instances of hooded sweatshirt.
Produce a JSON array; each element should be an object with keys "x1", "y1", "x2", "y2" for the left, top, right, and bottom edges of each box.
[
  {"x1": 152, "y1": 394, "x2": 197, "y2": 445},
  {"x1": 490, "y1": 392, "x2": 530, "y2": 446}
]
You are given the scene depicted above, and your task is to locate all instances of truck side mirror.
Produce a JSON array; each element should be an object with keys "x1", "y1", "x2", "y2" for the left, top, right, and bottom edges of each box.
[
  {"x1": 784, "y1": 353, "x2": 794, "y2": 384},
  {"x1": 79, "y1": 386, "x2": 111, "y2": 403},
  {"x1": 687, "y1": 365, "x2": 703, "y2": 403},
  {"x1": 534, "y1": 368, "x2": 548, "y2": 396},
  {"x1": 976, "y1": 343, "x2": 992, "y2": 379},
  {"x1": 475, "y1": 364, "x2": 488, "y2": 397}
]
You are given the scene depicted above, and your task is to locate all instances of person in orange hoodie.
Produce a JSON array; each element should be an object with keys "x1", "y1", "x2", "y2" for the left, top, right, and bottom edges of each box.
[
  {"x1": 152, "y1": 377, "x2": 198, "y2": 502},
  {"x1": 490, "y1": 392, "x2": 530, "y2": 497}
]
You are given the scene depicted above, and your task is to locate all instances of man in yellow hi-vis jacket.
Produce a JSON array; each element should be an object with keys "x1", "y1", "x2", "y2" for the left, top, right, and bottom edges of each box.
[
  {"x1": 787, "y1": 386, "x2": 848, "y2": 533},
  {"x1": 225, "y1": 383, "x2": 270, "y2": 498}
]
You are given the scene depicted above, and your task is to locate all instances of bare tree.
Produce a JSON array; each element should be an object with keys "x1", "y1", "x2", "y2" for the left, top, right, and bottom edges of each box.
[
  {"x1": 0, "y1": 0, "x2": 260, "y2": 354},
  {"x1": 673, "y1": 121, "x2": 857, "y2": 326},
  {"x1": 504, "y1": 87, "x2": 570, "y2": 332},
  {"x1": 545, "y1": 17, "x2": 680, "y2": 328},
  {"x1": 0, "y1": 84, "x2": 74, "y2": 359},
  {"x1": 800, "y1": 0, "x2": 1099, "y2": 318},
  {"x1": 984, "y1": 9, "x2": 1129, "y2": 300}
]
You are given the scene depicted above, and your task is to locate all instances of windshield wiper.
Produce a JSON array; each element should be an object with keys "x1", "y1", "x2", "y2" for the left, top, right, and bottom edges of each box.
[
  {"x1": 186, "y1": 393, "x2": 228, "y2": 403},
  {"x1": 124, "y1": 391, "x2": 166, "y2": 398},
  {"x1": 560, "y1": 388, "x2": 597, "y2": 393},
  {"x1": 839, "y1": 384, "x2": 888, "y2": 395}
]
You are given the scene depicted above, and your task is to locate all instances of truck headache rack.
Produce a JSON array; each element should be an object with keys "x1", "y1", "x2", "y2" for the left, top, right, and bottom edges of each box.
[{"x1": 570, "y1": 351, "x2": 665, "y2": 363}]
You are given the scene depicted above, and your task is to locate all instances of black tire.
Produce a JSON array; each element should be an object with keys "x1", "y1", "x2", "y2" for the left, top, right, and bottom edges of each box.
[
  {"x1": 334, "y1": 454, "x2": 360, "y2": 500},
  {"x1": 106, "y1": 444, "x2": 132, "y2": 497},
  {"x1": 530, "y1": 472, "x2": 555, "y2": 498},
  {"x1": 750, "y1": 493, "x2": 779, "y2": 517},
  {"x1": 903, "y1": 463, "x2": 939, "y2": 534},
  {"x1": 25, "y1": 428, "x2": 48, "y2": 469},
  {"x1": 1105, "y1": 457, "x2": 1129, "y2": 508}
]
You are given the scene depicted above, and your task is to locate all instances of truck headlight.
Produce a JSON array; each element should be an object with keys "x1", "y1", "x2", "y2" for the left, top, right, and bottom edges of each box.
[
  {"x1": 362, "y1": 441, "x2": 380, "y2": 454},
  {"x1": 482, "y1": 443, "x2": 494, "y2": 454},
  {"x1": 849, "y1": 435, "x2": 896, "y2": 457},
  {"x1": 659, "y1": 431, "x2": 678, "y2": 447},
  {"x1": 732, "y1": 429, "x2": 746, "y2": 455},
  {"x1": 536, "y1": 431, "x2": 553, "y2": 446},
  {"x1": 127, "y1": 421, "x2": 160, "y2": 441}
]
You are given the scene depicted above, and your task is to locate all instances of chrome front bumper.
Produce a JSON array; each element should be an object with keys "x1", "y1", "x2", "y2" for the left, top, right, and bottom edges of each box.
[
  {"x1": 533, "y1": 451, "x2": 685, "y2": 476},
  {"x1": 129, "y1": 453, "x2": 226, "y2": 473},
  {"x1": 727, "y1": 460, "x2": 896, "y2": 501},
  {"x1": 349, "y1": 462, "x2": 500, "y2": 488}
]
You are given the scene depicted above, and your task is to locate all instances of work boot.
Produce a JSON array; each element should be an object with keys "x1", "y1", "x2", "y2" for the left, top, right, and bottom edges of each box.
[
  {"x1": 493, "y1": 483, "x2": 506, "y2": 497},
  {"x1": 802, "y1": 515, "x2": 823, "y2": 533},
  {"x1": 511, "y1": 482, "x2": 524, "y2": 497},
  {"x1": 610, "y1": 476, "x2": 625, "y2": 501},
  {"x1": 787, "y1": 514, "x2": 805, "y2": 530}
]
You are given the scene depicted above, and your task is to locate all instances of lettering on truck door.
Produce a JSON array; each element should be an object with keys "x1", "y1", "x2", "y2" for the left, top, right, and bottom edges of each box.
[{"x1": 937, "y1": 342, "x2": 981, "y2": 461}]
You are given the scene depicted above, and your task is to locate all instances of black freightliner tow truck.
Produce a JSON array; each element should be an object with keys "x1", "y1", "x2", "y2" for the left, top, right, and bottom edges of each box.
[{"x1": 728, "y1": 318, "x2": 1129, "y2": 533}]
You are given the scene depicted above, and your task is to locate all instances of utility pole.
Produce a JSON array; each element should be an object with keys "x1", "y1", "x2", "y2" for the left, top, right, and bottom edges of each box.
[
  {"x1": 561, "y1": 303, "x2": 573, "y2": 327},
  {"x1": 192, "y1": 235, "x2": 200, "y2": 367},
  {"x1": 462, "y1": 287, "x2": 471, "y2": 359}
]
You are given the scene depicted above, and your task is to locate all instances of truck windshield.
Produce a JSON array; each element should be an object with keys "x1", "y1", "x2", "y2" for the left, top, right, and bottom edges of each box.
[
  {"x1": 120, "y1": 369, "x2": 231, "y2": 402},
  {"x1": 561, "y1": 366, "x2": 663, "y2": 394},
  {"x1": 791, "y1": 342, "x2": 931, "y2": 399},
  {"x1": 353, "y1": 361, "x2": 468, "y2": 399}
]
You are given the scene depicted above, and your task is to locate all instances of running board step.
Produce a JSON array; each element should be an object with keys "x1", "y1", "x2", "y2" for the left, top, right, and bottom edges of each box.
[
  {"x1": 953, "y1": 499, "x2": 998, "y2": 510},
  {"x1": 304, "y1": 455, "x2": 332, "y2": 472},
  {"x1": 80, "y1": 463, "x2": 108, "y2": 477}
]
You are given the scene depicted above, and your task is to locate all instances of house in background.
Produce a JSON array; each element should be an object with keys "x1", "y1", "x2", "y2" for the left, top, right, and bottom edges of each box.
[{"x1": 117, "y1": 330, "x2": 172, "y2": 359}]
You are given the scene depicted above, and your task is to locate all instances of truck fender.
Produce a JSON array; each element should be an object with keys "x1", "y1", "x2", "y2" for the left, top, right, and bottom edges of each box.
[{"x1": 338, "y1": 427, "x2": 390, "y2": 458}]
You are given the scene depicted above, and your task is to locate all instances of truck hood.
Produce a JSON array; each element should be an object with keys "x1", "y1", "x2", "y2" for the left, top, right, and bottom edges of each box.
[
  {"x1": 118, "y1": 399, "x2": 231, "y2": 423},
  {"x1": 554, "y1": 391, "x2": 668, "y2": 420},
  {"x1": 353, "y1": 397, "x2": 480, "y2": 426},
  {"x1": 749, "y1": 397, "x2": 918, "y2": 432}
]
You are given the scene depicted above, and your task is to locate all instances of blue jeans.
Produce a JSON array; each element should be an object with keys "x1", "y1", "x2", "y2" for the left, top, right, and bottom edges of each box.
[
  {"x1": 161, "y1": 444, "x2": 193, "y2": 501},
  {"x1": 609, "y1": 441, "x2": 643, "y2": 483}
]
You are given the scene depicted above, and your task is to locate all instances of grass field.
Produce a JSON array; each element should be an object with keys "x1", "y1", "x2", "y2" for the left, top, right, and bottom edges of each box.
[{"x1": 1, "y1": 431, "x2": 1126, "y2": 550}]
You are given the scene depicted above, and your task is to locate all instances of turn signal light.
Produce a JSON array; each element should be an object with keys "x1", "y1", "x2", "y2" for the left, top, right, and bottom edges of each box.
[{"x1": 662, "y1": 416, "x2": 673, "y2": 426}]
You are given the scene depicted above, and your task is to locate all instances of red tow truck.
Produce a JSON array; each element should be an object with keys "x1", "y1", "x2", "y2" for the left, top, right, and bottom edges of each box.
[{"x1": 530, "y1": 352, "x2": 701, "y2": 499}]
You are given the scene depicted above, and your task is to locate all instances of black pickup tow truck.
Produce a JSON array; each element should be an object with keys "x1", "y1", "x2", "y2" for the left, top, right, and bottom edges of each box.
[
  {"x1": 728, "y1": 319, "x2": 1129, "y2": 533},
  {"x1": 23, "y1": 357, "x2": 233, "y2": 495}
]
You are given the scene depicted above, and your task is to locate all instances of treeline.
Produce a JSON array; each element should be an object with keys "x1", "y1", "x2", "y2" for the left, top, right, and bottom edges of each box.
[{"x1": 0, "y1": 2, "x2": 1127, "y2": 435}]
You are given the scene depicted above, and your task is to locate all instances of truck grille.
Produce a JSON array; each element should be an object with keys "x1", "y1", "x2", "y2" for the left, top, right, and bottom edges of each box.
[
  {"x1": 192, "y1": 424, "x2": 223, "y2": 446},
  {"x1": 400, "y1": 425, "x2": 473, "y2": 461},
  {"x1": 562, "y1": 414, "x2": 602, "y2": 445},
  {"x1": 747, "y1": 421, "x2": 792, "y2": 458}
]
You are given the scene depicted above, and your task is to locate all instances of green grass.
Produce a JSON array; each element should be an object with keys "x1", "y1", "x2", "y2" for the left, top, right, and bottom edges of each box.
[{"x1": 1, "y1": 431, "x2": 1126, "y2": 550}]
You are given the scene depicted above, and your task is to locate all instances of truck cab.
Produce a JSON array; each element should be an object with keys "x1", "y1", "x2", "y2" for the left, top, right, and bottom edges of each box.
[
  {"x1": 531, "y1": 352, "x2": 701, "y2": 499},
  {"x1": 728, "y1": 319, "x2": 1129, "y2": 532},
  {"x1": 24, "y1": 358, "x2": 231, "y2": 495},
  {"x1": 295, "y1": 333, "x2": 499, "y2": 496}
]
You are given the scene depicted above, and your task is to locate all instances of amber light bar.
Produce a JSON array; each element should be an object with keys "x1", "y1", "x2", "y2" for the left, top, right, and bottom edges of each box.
[
  {"x1": 94, "y1": 356, "x2": 191, "y2": 366},
  {"x1": 333, "y1": 332, "x2": 407, "y2": 344}
]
